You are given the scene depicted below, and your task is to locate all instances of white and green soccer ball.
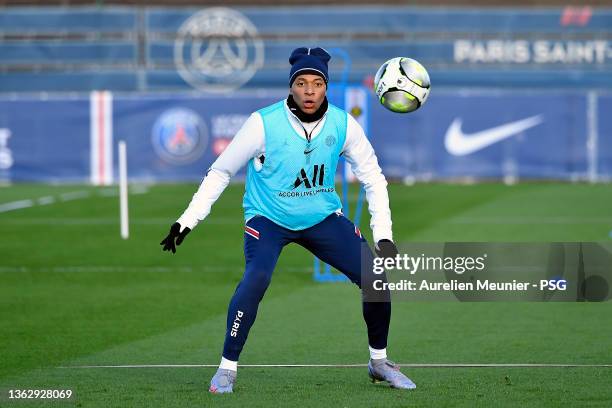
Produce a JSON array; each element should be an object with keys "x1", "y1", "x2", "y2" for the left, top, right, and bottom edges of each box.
[{"x1": 374, "y1": 57, "x2": 431, "y2": 113}]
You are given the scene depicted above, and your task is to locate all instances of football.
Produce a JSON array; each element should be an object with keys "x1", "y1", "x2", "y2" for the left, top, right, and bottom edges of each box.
[{"x1": 374, "y1": 57, "x2": 431, "y2": 113}]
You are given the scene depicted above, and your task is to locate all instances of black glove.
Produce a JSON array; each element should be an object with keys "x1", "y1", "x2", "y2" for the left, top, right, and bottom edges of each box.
[
  {"x1": 375, "y1": 239, "x2": 398, "y2": 259},
  {"x1": 160, "y1": 222, "x2": 191, "y2": 254}
]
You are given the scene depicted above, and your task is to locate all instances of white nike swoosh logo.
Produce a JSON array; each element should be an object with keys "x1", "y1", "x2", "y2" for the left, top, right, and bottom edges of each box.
[{"x1": 445, "y1": 115, "x2": 544, "y2": 156}]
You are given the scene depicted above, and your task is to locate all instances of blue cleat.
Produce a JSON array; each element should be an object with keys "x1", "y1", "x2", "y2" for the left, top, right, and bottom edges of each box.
[
  {"x1": 368, "y1": 359, "x2": 416, "y2": 389},
  {"x1": 209, "y1": 368, "x2": 237, "y2": 394}
]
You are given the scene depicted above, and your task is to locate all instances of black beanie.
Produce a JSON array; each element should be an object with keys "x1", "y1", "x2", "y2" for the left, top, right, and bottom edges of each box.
[{"x1": 288, "y1": 47, "x2": 331, "y2": 86}]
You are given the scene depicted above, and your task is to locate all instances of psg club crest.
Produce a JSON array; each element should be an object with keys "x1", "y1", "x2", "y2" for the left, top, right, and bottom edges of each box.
[
  {"x1": 152, "y1": 108, "x2": 209, "y2": 165},
  {"x1": 174, "y1": 7, "x2": 264, "y2": 93}
]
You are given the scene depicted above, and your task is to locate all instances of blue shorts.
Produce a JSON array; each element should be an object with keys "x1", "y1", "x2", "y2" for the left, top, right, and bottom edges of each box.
[{"x1": 222, "y1": 212, "x2": 388, "y2": 360}]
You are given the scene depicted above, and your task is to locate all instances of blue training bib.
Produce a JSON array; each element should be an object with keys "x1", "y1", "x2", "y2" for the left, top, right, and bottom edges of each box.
[{"x1": 243, "y1": 100, "x2": 347, "y2": 230}]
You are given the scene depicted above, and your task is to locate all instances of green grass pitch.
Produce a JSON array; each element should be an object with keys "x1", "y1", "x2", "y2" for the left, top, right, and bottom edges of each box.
[{"x1": 1, "y1": 182, "x2": 611, "y2": 407}]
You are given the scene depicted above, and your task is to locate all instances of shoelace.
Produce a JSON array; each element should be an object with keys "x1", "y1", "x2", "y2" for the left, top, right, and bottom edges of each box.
[
  {"x1": 385, "y1": 360, "x2": 401, "y2": 371},
  {"x1": 216, "y1": 370, "x2": 235, "y2": 387}
]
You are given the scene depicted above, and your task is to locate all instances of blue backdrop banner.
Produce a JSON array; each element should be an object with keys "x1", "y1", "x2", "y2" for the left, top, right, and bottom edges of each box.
[
  {"x1": 0, "y1": 95, "x2": 90, "y2": 183},
  {"x1": 0, "y1": 89, "x2": 609, "y2": 183}
]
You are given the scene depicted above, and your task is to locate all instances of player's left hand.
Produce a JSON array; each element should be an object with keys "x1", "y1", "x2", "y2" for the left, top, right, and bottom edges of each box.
[
  {"x1": 375, "y1": 239, "x2": 398, "y2": 259},
  {"x1": 160, "y1": 222, "x2": 191, "y2": 254}
]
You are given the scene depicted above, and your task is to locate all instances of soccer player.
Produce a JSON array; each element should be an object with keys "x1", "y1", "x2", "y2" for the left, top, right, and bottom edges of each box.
[{"x1": 160, "y1": 47, "x2": 415, "y2": 393}]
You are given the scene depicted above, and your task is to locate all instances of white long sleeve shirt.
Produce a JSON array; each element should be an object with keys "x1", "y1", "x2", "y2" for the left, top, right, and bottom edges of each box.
[{"x1": 177, "y1": 99, "x2": 393, "y2": 243}]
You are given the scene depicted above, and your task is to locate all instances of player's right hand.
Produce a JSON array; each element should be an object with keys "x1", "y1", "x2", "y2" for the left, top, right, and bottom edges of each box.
[
  {"x1": 375, "y1": 239, "x2": 398, "y2": 259},
  {"x1": 160, "y1": 222, "x2": 191, "y2": 254}
]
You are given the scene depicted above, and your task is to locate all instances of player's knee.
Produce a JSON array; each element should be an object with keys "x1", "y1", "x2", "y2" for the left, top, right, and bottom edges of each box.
[
  {"x1": 243, "y1": 266, "x2": 273, "y2": 293},
  {"x1": 360, "y1": 274, "x2": 391, "y2": 302}
]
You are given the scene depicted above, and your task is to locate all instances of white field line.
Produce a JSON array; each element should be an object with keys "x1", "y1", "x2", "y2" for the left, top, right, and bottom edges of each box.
[
  {"x1": 5, "y1": 215, "x2": 611, "y2": 227},
  {"x1": 450, "y1": 216, "x2": 612, "y2": 224},
  {"x1": 59, "y1": 190, "x2": 91, "y2": 201},
  {"x1": 130, "y1": 185, "x2": 149, "y2": 195},
  {"x1": 36, "y1": 196, "x2": 56, "y2": 205},
  {"x1": 0, "y1": 217, "x2": 241, "y2": 225},
  {"x1": 10, "y1": 215, "x2": 610, "y2": 226},
  {"x1": 0, "y1": 265, "x2": 312, "y2": 274},
  {"x1": 0, "y1": 199, "x2": 33, "y2": 213},
  {"x1": 0, "y1": 191, "x2": 90, "y2": 213},
  {"x1": 97, "y1": 188, "x2": 119, "y2": 197},
  {"x1": 60, "y1": 363, "x2": 612, "y2": 369},
  {"x1": 98, "y1": 185, "x2": 149, "y2": 197},
  {"x1": 0, "y1": 186, "x2": 150, "y2": 214},
  {"x1": 0, "y1": 266, "x2": 194, "y2": 273}
]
